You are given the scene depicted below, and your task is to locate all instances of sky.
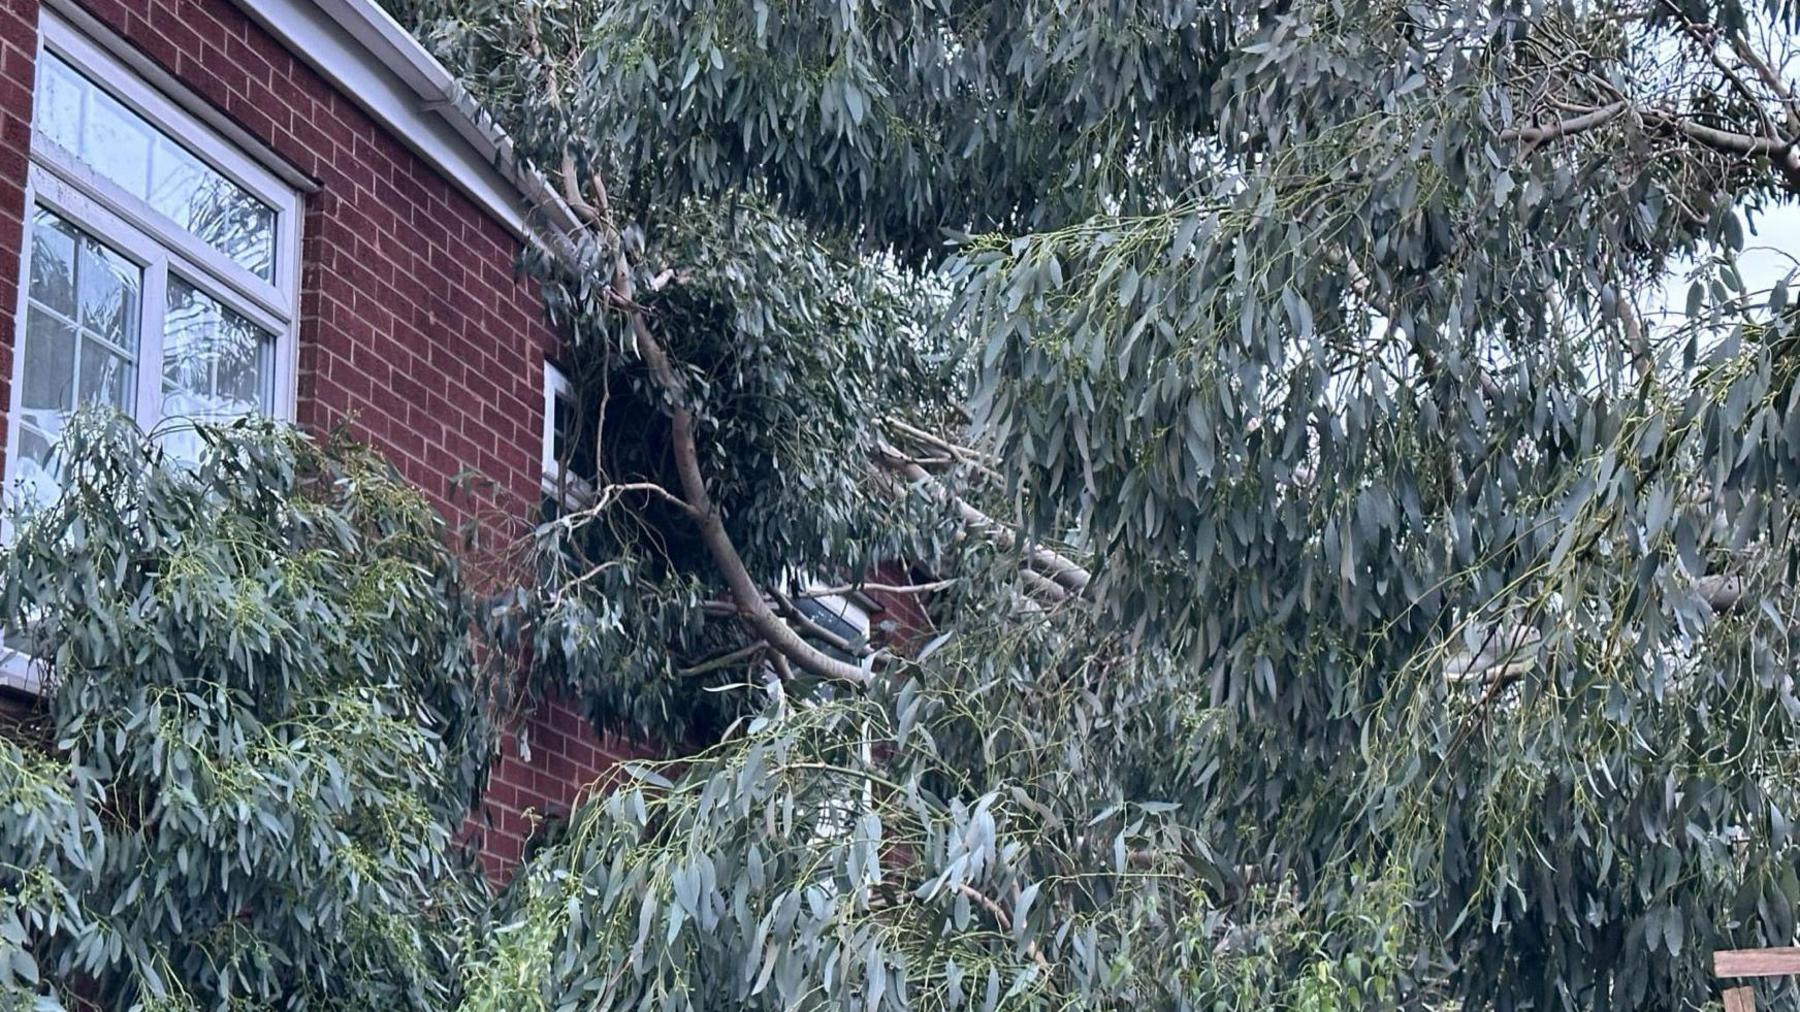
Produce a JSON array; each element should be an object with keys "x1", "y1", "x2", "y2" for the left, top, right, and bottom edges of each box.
[{"x1": 1650, "y1": 199, "x2": 1800, "y2": 324}]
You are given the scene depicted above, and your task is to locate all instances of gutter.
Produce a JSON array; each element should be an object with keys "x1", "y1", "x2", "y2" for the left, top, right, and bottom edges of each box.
[{"x1": 228, "y1": 0, "x2": 584, "y2": 259}]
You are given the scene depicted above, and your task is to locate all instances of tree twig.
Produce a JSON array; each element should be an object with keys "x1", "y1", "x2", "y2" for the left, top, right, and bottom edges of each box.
[
  {"x1": 807, "y1": 578, "x2": 961, "y2": 597},
  {"x1": 952, "y1": 884, "x2": 1051, "y2": 970},
  {"x1": 677, "y1": 642, "x2": 768, "y2": 677}
]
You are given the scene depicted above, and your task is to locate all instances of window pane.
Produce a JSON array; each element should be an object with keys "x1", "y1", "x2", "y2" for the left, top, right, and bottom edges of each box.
[
  {"x1": 19, "y1": 312, "x2": 75, "y2": 412},
  {"x1": 76, "y1": 232, "x2": 137, "y2": 345},
  {"x1": 161, "y1": 277, "x2": 273, "y2": 423},
  {"x1": 77, "y1": 339, "x2": 134, "y2": 410},
  {"x1": 12, "y1": 208, "x2": 142, "y2": 509},
  {"x1": 82, "y1": 88, "x2": 152, "y2": 198},
  {"x1": 551, "y1": 385, "x2": 599, "y2": 482},
  {"x1": 26, "y1": 210, "x2": 76, "y2": 321},
  {"x1": 33, "y1": 52, "x2": 278, "y2": 281},
  {"x1": 151, "y1": 138, "x2": 275, "y2": 281},
  {"x1": 34, "y1": 57, "x2": 82, "y2": 155},
  {"x1": 13, "y1": 425, "x2": 57, "y2": 510}
]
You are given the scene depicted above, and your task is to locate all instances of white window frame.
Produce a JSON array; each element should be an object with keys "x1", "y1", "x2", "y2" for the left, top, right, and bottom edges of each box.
[
  {"x1": 542, "y1": 360, "x2": 595, "y2": 509},
  {"x1": 1, "y1": 13, "x2": 303, "y2": 691}
]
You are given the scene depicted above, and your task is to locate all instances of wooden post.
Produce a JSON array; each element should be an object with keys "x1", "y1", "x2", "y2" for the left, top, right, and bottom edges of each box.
[{"x1": 1722, "y1": 985, "x2": 1756, "y2": 1012}]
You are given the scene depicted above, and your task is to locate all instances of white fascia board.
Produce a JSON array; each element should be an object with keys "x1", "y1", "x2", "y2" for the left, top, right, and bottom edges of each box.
[{"x1": 226, "y1": 0, "x2": 582, "y2": 254}]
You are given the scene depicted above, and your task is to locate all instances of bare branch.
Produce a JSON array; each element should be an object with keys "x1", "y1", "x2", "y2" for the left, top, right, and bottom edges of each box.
[
  {"x1": 677, "y1": 642, "x2": 769, "y2": 677},
  {"x1": 606, "y1": 302, "x2": 872, "y2": 686},
  {"x1": 1730, "y1": 34, "x2": 1800, "y2": 136},
  {"x1": 549, "y1": 132, "x2": 877, "y2": 687},
  {"x1": 883, "y1": 417, "x2": 1005, "y2": 482},
  {"x1": 808, "y1": 578, "x2": 961, "y2": 597},
  {"x1": 875, "y1": 446, "x2": 1094, "y2": 596},
  {"x1": 555, "y1": 482, "x2": 701, "y2": 526},
  {"x1": 1500, "y1": 101, "x2": 1630, "y2": 146},
  {"x1": 1500, "y1": 94, "x2": 1800, "y2": 192}
]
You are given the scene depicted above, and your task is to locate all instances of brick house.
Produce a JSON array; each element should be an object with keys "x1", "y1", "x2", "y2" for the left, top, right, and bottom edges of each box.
[{"x1": 0, "y1": 0, "x2": 642, "y2": 879}]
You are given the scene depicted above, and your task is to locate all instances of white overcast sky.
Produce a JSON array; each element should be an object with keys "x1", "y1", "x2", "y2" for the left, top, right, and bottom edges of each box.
[{"x1": 1650, "y1": 199, "x2": 1800, "y2": 322}]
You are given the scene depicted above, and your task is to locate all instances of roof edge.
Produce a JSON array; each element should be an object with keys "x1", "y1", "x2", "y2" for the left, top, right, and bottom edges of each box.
[{"x1": 227, "y1": 0, "x2": 582, "y2": 255}]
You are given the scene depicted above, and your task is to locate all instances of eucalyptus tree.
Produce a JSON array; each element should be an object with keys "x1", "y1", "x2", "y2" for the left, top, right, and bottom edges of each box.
[
  {"x1": 0, "y1": 415, "x2": 493, "y2": 1011},
  {"x1": 393, "y1": 0, "x2": 1800, "y2": 1007}
]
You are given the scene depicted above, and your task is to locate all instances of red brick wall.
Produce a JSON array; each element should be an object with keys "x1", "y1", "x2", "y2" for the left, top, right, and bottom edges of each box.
[
  {"x1": 0, "y1": 0, "x2": 621, "y2": 880},
  {"x1": 477, "y1": 699, "x2": 642, "y2": 877},
  {"x1": 0, "y1": 0, "x2": 35, "y2": 467},
  {"x1": 862, "y1": 561, "x2": 936, "y2": 648}
]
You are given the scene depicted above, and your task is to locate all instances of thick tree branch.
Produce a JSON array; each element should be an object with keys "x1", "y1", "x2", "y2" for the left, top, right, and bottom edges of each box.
[
  {"x1": 1730, "y1": 34, "x2": 1800, "y2": 136},
  {"x1": 630, "y1": 308, "x2": 873, "y2": 686},
  {"x1": 554, "y1": 151, "x2": 874, "y2": 688},
  {"x1": 1500, "y1": 98, "x2": 1800, "y2": 192},
  {"x1": 883, "y1": 417, "x2": 1005, "y2": 483},
  {"x1": 1501, "y1": 100, "x2": 1630, "y2": 146}
]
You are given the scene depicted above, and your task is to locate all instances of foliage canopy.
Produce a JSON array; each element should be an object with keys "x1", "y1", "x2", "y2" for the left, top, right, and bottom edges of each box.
[
  {"x1": 8, "y1": 0, "x2": 1800, "y2": 1006},
  {"x1": 0, "y1": 416, "x2": 493, "y2": 1011},
  {"x1": 381, "y1": 0, "x2": 1800, "y2": 1007}
]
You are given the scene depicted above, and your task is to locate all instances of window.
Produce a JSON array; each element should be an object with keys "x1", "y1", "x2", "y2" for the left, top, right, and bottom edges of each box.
[
  {"x1": 5, "y1": 15, "x2": 300, "y2": 510},
  {"x1": 542, "y1": 361, "x2": 596, "y2": 508},
  {"x1": 793, "y1": 589, "x2": 873, "y2": 663},
  {"x1": 2, "y1": 16, "x2": 301, "y2": 686}
]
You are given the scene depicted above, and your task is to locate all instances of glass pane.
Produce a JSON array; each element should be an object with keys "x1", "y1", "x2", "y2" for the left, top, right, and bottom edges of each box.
[
  {"x1": 552, "y1": 387, "x2": 599, "y2": 482},
  {"x1": 19, "y1": 311, "x2": 75, "y2": 412},
  {"x1": 76, "y1": 234, "x2": 137, "y2": 345},
  {"x1": 33, "y1": 52, "x2": 278, "y2": 281},
  {"x1": 34, "y1": 57, "x2": 82, "y2": 155},
  {"x1": 161, "y1": 278, "x2": 273, "y2": 422},
  {"x1": 151, "y1": 138, "x2": 275, "y2": 281},
  {"x1": 13, "y1": 425, "x2": 57, "y2": 512},
  {"x1": 26, "y1": 210, "x2": 76, "y2": 320},
  {"x1": 16, "y1": 427, "x2": 52, "y2": 469},
  {"x1": 10, "y1": 208, "x2": 141, "y2": 502},
  {"x1": 77, "y1": 339, "x2": 135, "y2": 412},
  {"x1": 82, "y1": 88, "x2": 152, "y2": 199}
]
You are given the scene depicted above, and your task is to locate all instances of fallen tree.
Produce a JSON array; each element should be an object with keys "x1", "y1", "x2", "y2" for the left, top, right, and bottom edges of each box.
[{"x1": 399, "y1": 0, "x2": 1800, "y2": 1007}]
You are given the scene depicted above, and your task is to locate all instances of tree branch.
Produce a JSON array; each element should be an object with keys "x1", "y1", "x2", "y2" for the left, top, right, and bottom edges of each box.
[
  {"x1": 808, "y1": 578, "x2": 961, "y2": 597},
  {"x1": 772, "y1": 590, "x2": 879, "y2": 660},
  {"x1": 1730, "y1": 34, "x2": 1800, "y2": 136},
  {"x1": 676, "y1": 642, "x2": 769, "y2": 677},
  {"x1": 875, "y1": 447, "x2": 1093, "y2": 596},
  {"x1": 882, "y1": 417, "x2": 1004, "y2": 482},
  {"x1": 1499, "y1": 97, "x2": 1800, "y2": 193},
  {"x1": 952, "y1": 884, "x2": 1050, "y2": 970},
  {"x1": 629, "y1": 307, "x2": 874, "y2": 686},
  {"x1": 553, "y1": 149, "x2": 875, "y2": 688},
  {"x1": 1443, "y1": 572, "x2": 1745, "y2": 683},
  {"x1": 1501, "y1": 101, "x2": 1630, "y2": 146}
]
